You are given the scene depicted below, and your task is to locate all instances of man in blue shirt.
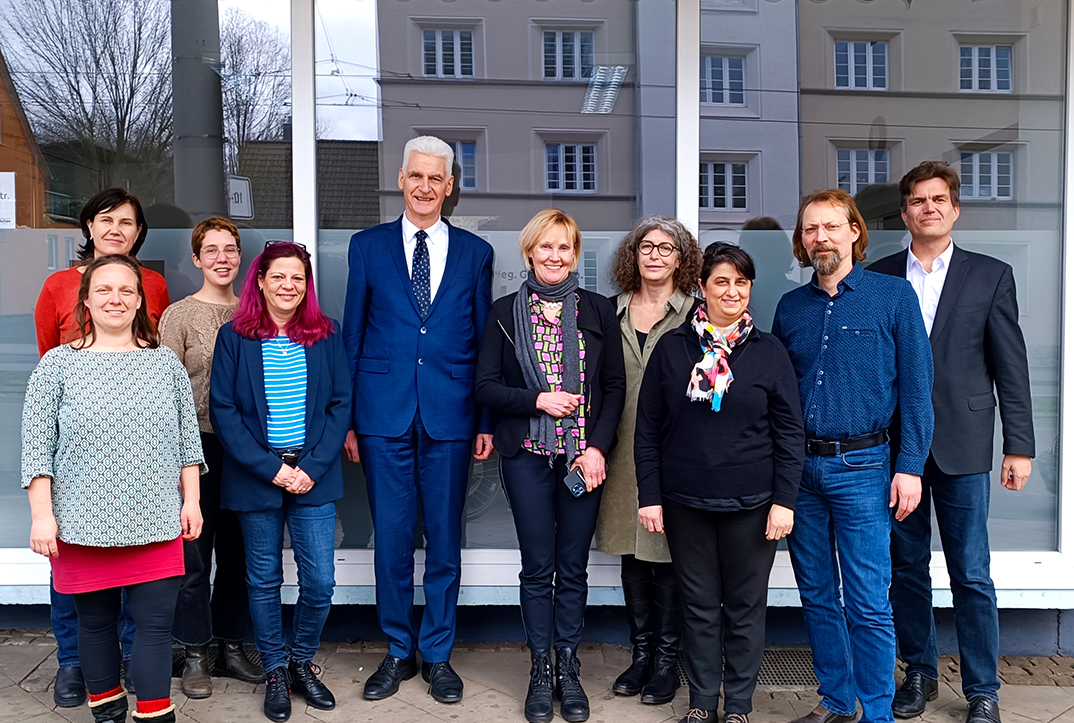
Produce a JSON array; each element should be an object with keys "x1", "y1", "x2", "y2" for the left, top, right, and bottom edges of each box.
[{"x1": 772, "y1": 189, "x2": 934, "y2": 723}]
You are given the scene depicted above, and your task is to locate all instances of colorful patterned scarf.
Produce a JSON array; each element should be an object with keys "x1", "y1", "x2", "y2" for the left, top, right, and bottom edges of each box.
[{"x1": 686, "y1": 305, "x2": 753, "y2": 412}]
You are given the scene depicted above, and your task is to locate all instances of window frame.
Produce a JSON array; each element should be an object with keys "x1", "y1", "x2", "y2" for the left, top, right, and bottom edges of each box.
[
  {"x1": 960, "y1": 150, "x2": 1014, "y2": 201},
  {"x1": 834, "y1": 40, "x2": 888, "y2": 91},
  {"x1": 699, "y1": 160, "x2": 748, "y2": 211},
  {"x1": 545, "y1": 142, "x2": 598, "y2": 194},
  {"x1": 422, "y1": 28, "x2": 475, "y2": 79},
  {"x1": 449, "y1": 140, "x2": 478, "y2": 191},
  {"x1": 959, "y1": 44, "x2": 1014, "y2": 93},
  {"x1": 837, "y1": 149, "x2": 891, "y2": 194},
  {"x1": 700, "y1": 55, "x2": 746, "y2": 106},
  {"x1": 542, "y1": 29, "x2": 595, "y2": 81}
]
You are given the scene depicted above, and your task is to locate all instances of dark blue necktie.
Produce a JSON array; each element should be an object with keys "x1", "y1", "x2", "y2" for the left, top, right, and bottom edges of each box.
[{"x1": 412, "y1": 229, "x2": 431, "y2": 317}]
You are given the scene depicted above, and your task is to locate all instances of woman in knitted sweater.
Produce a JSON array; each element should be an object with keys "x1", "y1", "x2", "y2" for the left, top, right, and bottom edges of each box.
[{"x1": 22, "y1": 254, "x2": 205, "y2": 723}]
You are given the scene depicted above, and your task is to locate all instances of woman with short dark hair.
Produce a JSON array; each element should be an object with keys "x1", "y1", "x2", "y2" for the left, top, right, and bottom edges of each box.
[
  {"x1": 635, "y1": 242, "x2": 805, "y2": 723},
  {"x1": 597, "y1": 216, "x2": 702, "y2": 705},
  {"x1": 209, "y1": 241, "x2": 351, "y2": 722},
  {"x1": 23, "y1": 254, "x2": 204, "y2": 723}
]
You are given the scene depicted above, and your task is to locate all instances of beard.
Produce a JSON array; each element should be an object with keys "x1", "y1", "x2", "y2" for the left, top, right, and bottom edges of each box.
[{"x1": 809, "y1": 246, "x2": 843, "y2": 276}]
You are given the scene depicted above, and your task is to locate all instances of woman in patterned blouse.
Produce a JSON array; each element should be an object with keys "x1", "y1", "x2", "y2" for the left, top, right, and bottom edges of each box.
[
  {"x1": 209, "y1": 241, "x2": 351, "y2": 723},
  {"x1": 476, "y1": 209, "x2": 626, "y2": 723},
  {"x1": 22, "y1": 254, "x2": 205, "y2": 723}
]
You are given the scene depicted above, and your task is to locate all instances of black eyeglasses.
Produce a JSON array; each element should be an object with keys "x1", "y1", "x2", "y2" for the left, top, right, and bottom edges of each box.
[
  {"x1": 638, "y1": 241, "x2": 679, "y2": 258},
  {"x1": 265, "y1": 240, "x2": 307, "y2": 250}
]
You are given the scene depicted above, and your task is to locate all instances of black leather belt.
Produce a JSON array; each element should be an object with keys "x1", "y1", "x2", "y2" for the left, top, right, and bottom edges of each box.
[
  {"x1": 806, "y1": 431, "x2": 888, "y2": 456},
  {"x1": 275, "y1": 449, "x2": 302, "y2": 466}
]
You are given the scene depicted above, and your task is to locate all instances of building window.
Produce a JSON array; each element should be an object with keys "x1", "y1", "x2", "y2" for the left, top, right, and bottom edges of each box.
[
  {"x1": 543, "y1": 31, "x2": 594, "y2": 80},
  {"x1": 581, "y1": 250, "x2": 599, "y2": 292},
  {"x1": 837, "y1": 149, "x2": 890, "y2": 194},
  {"x1": 700, "y1": 56, "x2": 745, "y2": 105},
  {"x1": 545, "y1": 143, "x2": 597, "y2": 193},
  {"x1": 699, "y1": 162, "x2": 747, "y2": 210},
  {"x1": 835, "y1": 41, "x2": 888, "y2": 90},
  {"x1": 423, "y1": 29, "x2": 474, "y2": 78},
  {"x1": 450, "y1": 141, "x2": 477, "y2": 190},
  {"x1": 960, "y1": 151, "x2": 1012, "y2": 200},
  {"x1": 65, "y1": 237, "x2": 77, "y2": 267},
  {"x1": 960, "y1": 45, "x2": 1012, "y2": 92},
  {"x1": 47, "y1": 235, "x2": 58, "y2": 271}
]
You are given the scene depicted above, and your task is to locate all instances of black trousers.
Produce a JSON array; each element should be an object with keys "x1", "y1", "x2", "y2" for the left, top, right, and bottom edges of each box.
[
  {"x1": 664, "y1": 502, "x2": 775, "y2": 713},
  {"x1": 74, "y1": 576, "x2": 181, "y2": 703},
  {"x1": 501, "y1": 450, "x2": 603, "y2": 652},
  {"x1": 173, "y1": 432, "x2": 250, "y2": 646}
]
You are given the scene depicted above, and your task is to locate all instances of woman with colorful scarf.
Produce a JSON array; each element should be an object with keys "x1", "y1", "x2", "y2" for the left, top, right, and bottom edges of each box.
[
  {"x1": 476, "y1": 209, "x2": 625, "y2": 723},
  {"x1": 634, "y1": 242, "x2": 805, "y2": 723}
]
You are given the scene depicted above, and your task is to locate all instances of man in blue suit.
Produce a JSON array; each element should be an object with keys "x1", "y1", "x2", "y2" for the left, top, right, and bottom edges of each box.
[{"x1": 343, "y1": 135, "x2": 494, "y2": 704}]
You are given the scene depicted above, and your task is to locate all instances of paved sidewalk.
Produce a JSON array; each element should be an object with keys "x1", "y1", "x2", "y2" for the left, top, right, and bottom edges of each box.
[{"x1": 3, "y1": 631, "x2": 1074, "y2": 723}]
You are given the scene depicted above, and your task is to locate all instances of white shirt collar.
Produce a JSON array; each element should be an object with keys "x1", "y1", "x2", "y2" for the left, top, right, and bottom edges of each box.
[
  {"x1": 907, "y1": 239, "x2": 954, "y2": 275},
  {"x1": 401, "y1": 214, "x2": 447, "y2": 246}
]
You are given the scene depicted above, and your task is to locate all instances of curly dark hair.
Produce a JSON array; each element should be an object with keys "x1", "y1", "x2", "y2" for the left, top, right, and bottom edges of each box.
[{"x1": 610, "y1": 216, "x2": 703, "y2": 295}]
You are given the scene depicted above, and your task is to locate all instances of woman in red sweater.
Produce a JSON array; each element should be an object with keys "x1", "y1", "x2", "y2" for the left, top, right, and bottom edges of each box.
[{"x1": 35, "y1": 188, "x2": 171, "y2": 356}]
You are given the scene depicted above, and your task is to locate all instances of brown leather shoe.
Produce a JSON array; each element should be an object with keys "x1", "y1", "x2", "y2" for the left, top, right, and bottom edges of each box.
[
  {"x1": 789, "y1": 705, "x2": 859, "y2": 723},
  {"x1": 181, "y1": 645, "x2": 213, "y2": 699}
]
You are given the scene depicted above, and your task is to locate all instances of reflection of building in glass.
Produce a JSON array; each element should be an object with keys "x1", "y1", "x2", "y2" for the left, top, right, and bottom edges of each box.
[
  {"x1": 798, "y1": 0, "x2": 1065, "y2": 234},
  {"x1": 374, "y1": 0, "x2": 638, "y2": 232},
  {"x1": 697, "y1": 0, "x2": 801, "y2": 230},
  {"x1": 0, "y1": 47, "x2": 50, "y2": 229}
]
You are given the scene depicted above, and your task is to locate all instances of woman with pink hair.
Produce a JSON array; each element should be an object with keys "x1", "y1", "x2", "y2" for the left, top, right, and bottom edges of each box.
[{"x1": 209, "y1": 241, "x2": 351, "y2": 723}]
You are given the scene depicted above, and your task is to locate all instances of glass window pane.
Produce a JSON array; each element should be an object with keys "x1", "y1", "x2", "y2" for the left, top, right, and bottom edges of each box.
[
  {"x1": 872, "y1": 42, "x2": 887, "y2": 88},
  {"x1": 580, "y1": 31, "x2": 594, "y2": 79},
  {"x1": 729, "y1": 57, "x2": 744, "y2": 104},
  {"x1": 853, "y1": 41, "x2": 867, "y2": 88},
  {"x1": 543, "y1": 31, "x2": 557, "y2": 78},
  {"x1": 835, "y1": 41, "x2": 849, "y2": 87},
  {"x1": 960, "y1": 46, "x2": 974, "y2": 89},
  {"x1": 459, "y1": 30, "x2": 473, "y2": 77},
  {"x1": 996, "y1": 46, "x2": 1012, "y2": 91},
  {"x1": 562, "y1": 31, "x2": 575, "y2": 79},
  {"x1": 441, "y1": 29, "x2": 455, "y2": 76},
  {"x1": 978, "y1": 45, "x2": 992, "y2": 90},
  {"x1": 424, "y1": 29, "x2": 437, "y2": 75}
]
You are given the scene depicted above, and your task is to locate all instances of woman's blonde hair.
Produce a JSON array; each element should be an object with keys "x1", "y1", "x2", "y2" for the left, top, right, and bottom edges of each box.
[{"x1": 518, "y1": 208, "x2": 583, "y2": 272}]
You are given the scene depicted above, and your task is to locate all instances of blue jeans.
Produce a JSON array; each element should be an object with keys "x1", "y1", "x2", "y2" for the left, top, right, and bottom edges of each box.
[
  {"x1": 52, "y1": 577, "x2": 134, "y2": 668},
  {"x1": 237, "y1": 501, "x2": 337, "y2": 673},
  {"x1": 890, "y1": 458, "x2": 1000, "y2": 702},
  {"x1": 789, "y1": 447, "x2": 895, "y2": 723}
]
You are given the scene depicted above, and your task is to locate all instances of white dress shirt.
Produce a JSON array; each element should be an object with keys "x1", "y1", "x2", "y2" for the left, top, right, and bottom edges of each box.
[
  {"x1": 906, "y1": 240, "x2": 954, "y2": 336},
  {"x1": 401, "y1": 214, "x2": 449, "y2": 302}
]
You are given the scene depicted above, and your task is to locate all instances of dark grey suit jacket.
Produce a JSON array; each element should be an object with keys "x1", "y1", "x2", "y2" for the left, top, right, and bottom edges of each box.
[{"x1": 869, "y1": 244, "x2": 1034, "y2": 475}]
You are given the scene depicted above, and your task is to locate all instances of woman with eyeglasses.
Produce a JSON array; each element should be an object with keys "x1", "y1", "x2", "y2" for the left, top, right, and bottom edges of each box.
[
  {"x1": 209, "y1": 241, "x2": 351, "y2": 722},
  {"x1": 634, "y1": 243, "x2": 805, "y2": 723},
  {"x1": 159, "y1": 218, "x2": 266, "y2": 699},
  {"x1": 596, "y1": 217, "x2": 702, "y2": 706}
]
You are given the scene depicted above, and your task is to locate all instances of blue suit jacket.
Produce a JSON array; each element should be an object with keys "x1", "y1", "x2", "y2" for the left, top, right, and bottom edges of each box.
[
  {"x1": 209, "y1": 322, "x2": 353, "y2": 512},
  {"x1": 342, "y1": 216, "x2": 494, "y2": 440}
]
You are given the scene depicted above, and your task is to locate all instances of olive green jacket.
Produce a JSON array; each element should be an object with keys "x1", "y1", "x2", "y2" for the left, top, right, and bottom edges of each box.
[{"x1": 595, "y1": 289, "x2": 695, "y2": 562}]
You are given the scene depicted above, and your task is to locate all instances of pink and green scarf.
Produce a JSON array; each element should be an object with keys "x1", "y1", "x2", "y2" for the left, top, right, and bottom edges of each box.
[{"x1": 686, "y1": 305, "x2": 753, "y2": 412}]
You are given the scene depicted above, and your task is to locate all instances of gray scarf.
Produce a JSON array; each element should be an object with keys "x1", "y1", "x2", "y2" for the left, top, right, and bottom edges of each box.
[{"x1": 512, "y1": 272, "x2": 583, "y2": 461}]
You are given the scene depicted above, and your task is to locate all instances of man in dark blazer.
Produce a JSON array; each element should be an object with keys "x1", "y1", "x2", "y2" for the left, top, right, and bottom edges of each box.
[
  {"x1": 870, "y1": 161, "x2": 1034, "y2": 723},
  {"x1": 342, "y1": 136, "x2": 494, "y2": 704}
]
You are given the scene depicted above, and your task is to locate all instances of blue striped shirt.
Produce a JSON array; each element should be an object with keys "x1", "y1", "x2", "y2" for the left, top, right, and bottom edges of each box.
[{"x1": 262, "y1": 337, "x2": 307, "y2": 450}]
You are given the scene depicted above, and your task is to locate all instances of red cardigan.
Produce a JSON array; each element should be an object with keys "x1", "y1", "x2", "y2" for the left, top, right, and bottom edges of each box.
[{"x1": 34, "y1": 265, "x2": 171, "y2": 356}]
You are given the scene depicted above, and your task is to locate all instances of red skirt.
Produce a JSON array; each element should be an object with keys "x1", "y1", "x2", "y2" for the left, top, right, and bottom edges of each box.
[{"x1": 51, "y1": 537, "x2": 185, "y2": 594}]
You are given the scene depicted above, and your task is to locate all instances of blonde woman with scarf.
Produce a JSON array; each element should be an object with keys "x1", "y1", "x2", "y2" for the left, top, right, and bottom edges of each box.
[{"x1": 634, "y1": 242, "x2": 805, "y2": 723}]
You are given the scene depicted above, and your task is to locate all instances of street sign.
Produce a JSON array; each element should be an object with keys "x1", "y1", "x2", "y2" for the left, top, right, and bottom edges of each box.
[
  {"x1": 227, "y1": 175, "x2": 254, "y2": 220},
  {"x1": 0, "y1": 172, "x2": 15, "y2": 229}
]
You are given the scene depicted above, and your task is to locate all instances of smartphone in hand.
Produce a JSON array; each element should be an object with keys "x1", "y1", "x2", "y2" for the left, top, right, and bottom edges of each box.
[{"x1": 563, "y1": 466, "x2": 587, "y2": 497}]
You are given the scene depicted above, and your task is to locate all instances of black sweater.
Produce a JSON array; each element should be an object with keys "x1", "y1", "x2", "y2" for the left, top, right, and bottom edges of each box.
[{"x1": 634, "y1": 321, "x2": 805, "y2": 510}]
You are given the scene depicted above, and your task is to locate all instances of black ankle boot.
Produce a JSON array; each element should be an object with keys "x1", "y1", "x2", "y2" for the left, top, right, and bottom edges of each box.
[
  {"x1": 613, "y1": 578, "x2": 654, "y2": 696},
  {"x1": 554, "y1": 646, "x2": 589, "y2": 723},
  {"x1": 90, "y1": 695, "x2": 128, "y2": 723},
  {"x1": 641, "y1": 578, "x2": 682, "y2": 705},
  {"x1": 524, "y1": 649, "x2": 554, "y2": 723}
]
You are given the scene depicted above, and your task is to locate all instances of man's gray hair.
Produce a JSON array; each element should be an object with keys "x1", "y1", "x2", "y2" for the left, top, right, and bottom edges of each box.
[{"x1": 402, "y1": 136, "x2": 454, "y2": 177}]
